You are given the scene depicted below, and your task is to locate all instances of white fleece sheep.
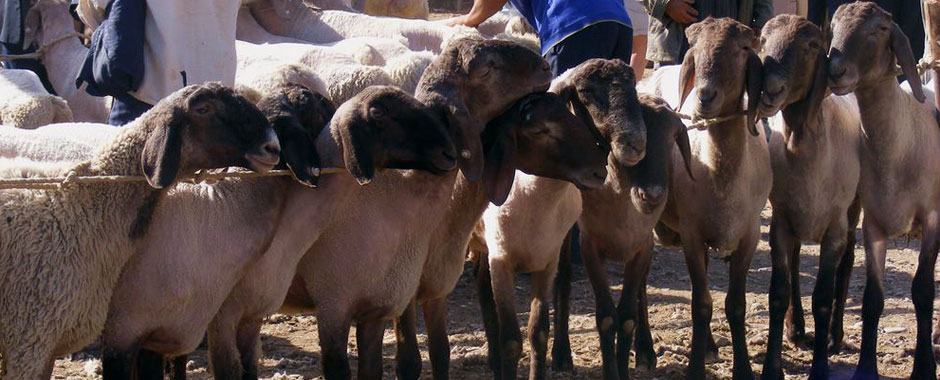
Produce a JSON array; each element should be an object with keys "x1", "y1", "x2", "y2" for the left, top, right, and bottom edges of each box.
[
  {"x1": 0, "y1": 84, "x2": 278, "y2": 379},
  {"x1": 0, "y1": 123, "x2": 120, "y2": 161},
  {"x1": 246, "y1": 0, "x2": 480, "y2": 53},
  {"x1": 0, "y1": 70, "x2": 73, "y2": 129}
]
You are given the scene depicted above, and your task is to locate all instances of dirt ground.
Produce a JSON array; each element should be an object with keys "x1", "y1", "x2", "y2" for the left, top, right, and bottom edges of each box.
[{"x1": 50, "y1": 204, "x2": 927, "y2": 379}]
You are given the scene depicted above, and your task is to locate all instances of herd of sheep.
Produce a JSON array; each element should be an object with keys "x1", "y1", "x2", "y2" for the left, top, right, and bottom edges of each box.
[{"x1": 0, "y1": 0, "x2": 939, "y2": 380}]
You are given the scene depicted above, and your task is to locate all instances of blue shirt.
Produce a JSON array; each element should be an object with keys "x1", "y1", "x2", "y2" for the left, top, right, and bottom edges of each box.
[{"x1": 508, "y1": 0, "x2": 632, "y2": 55}]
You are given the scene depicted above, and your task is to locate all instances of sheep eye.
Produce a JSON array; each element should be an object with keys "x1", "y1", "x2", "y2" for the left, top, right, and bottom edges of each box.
[
  {"x1": 369, "y1": 106, "x2": 385, "y2": 118},
  {"x1": 194, "y1": 103, "x2": 213, "y2": 116}
]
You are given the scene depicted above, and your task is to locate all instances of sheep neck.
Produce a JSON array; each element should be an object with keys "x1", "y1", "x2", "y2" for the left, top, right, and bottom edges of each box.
[
  {"x1": 780, "y1": 99, "x2": 827, "y2": 158},
  {"x1": 700, "y1": 115, "x2": 749, "y2": 185},
  {"x1": 316, "y1": 123, "x2": 347, "y2": 171},
  {"x1": 443, "y1": 172, "x2": 490, "y2": 239},
  {"x1": 853, "y1": 78, "x2": 910, "y2": 163}
]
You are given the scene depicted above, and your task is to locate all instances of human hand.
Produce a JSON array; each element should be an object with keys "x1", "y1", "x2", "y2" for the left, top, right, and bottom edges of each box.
[
  {"x1": 665, "y1": 0, "x2": 698, "y2": 25},
  {"x1": 442, "y1": 15, "x2": 469, "y2": 27}
]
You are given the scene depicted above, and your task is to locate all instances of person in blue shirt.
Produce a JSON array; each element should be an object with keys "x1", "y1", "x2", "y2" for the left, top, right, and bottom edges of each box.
[{"x1": 445, "y1": 0, "x2": 634, "y2": 77}]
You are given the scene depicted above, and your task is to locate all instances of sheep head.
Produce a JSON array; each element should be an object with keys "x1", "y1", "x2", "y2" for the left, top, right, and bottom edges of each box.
[
  {"x1": 628, "y1": 94, "x2": 694, "y2": 214},
  {"x1": 415, "y1": 37, "x2": 552, "y2": 182},
  {"x1": 139, "y1": 82, "x2": 281, "y2": 188},
  {"x1": 331, "y1": 85, "x2": 457, "y2": 185},
  {"x1": 679, "y1": 17, "x2": 763, "y2": 136},
  {"x1": 481, "y1": 92, "x2": 609, "y2": 205},
  {"x1": 827, "y1": 2, "x2": 925, "y2": 102},
  {"x1": 258, "y1": 84, "x2": 336, "y2": 187},
  {"x1": 552, "y1": 58, "x2": 647, "y2": 167},
  {"x1": 758, "y1": 14, "x2": 829, "y2": 133}
]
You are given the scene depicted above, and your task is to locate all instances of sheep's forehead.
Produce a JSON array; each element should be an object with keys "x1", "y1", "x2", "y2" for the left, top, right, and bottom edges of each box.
[
  {"x1": 572, "y1": 59, "x2": 633, "y2": 85},
  {"x1": 832, "y1": 2, "x2": 891, "y2": 29},
  {"x1": 762, "y1": 16, "x2": 820, "y2": 56}
]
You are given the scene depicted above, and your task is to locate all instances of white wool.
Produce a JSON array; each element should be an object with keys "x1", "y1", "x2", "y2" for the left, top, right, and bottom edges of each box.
[{"x1": 0, "y1": 70, "x2": 73, "y2": 129}]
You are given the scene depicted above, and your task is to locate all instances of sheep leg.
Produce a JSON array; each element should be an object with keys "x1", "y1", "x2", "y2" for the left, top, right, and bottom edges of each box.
[
  {"x1": 682, "y1": 234, "x2": 713, "y2": 380},
  {"x1": 762, "y1": 216, "x2": 797, "y2": 380},
  {"x1": 550, "y1": 229, "x2": 575, "y2": 373},
  {"x1": 490, "y1": 258, "x2": 523, "y2": 380},
  {"x1": 581, "y1": 236, "x2": 620, "y2": 380},
  {"x1": 851, "y1": 219, "x2": 887, "y2": 380},
  {"x1": 474, "y1": 255, "x2": 503, "y2": 380},
  {"x1": 423, "y1": 297, "x2": 451, "y2": 380},
  {"x1": 135, "y1": 349, "x2": 167, "y2": 380},
  {"x1": 318, "y1": 315, "x2": 353, "y2": 380},
  {"x1": 633, "y1": 254, "x2": 657, "y2": 373},
  {"x1": 169, "y1": 355, "x2": 188, "y2": 380},
  {"x1": 1, "y1": 341, "x2": 55, "y2": 380},
  {"x1": 102, "y1": 344, "x2": 139, "y2": 380},
  {"x1": 615, "y1": 245, "x2": 652, "y2": 380},
  {"x1": 394, "y1": 300, "x2": 422, "y2": 380},
  {"x1": 831, "y1": 197, "x2": 861, "y2": 355},
  {"x1": 808, "y1": 219, "x2": 850, "y2": 380},
  {"x1": 356, "y1": 319, "x2": 387, "y2": 380},
  {"x1": 527, "y1": 269, "x2": 554, "y2": 380},
  {"x1": 910, "y1": 211, "x2": 940, "y2": 380},
  {"x1": 236, "y1": 319, "x2": 264, "y2": 380},
  {"x1": 207, "y1": 313, "x2": 246, "y2": 380},
  {"x1": 784, "y1": 239, "x2": 808, "y2": 346},
  {"x1": 727, "y1": 226, "x2": 757, "y2": 380}
]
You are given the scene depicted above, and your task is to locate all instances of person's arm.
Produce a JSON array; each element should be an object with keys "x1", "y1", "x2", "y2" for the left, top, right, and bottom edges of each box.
[
  {"x1": 444, "y1": 0, "x2": 507, "y2": 27},
  {"x1": 646, "y1": 0, "x2": 698, "y2": 25}
]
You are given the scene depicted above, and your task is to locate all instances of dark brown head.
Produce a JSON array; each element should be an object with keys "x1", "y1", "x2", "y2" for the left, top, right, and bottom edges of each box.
[
  {"x1": 628, "y1": 95, "x2": 694, "y2": 214},
  {"x1": 257, "y1": 84, "x2": 337, "y2": 187},
  {"x1": 759, "y1": 14, "x2": 830, "y2": 130},
  {"x1": 827, "y1": 2, "x2": 924, "y2": 102},
  {"x1": 331, "y1": 86, "x2": 458, "y2": 185},
  {"x1": 139, "y1": 82, "x2": 280, "y2": 189},
  {"x1": 552, "y1": 58, "x2": 647, "y2": 167},
  {"x1": 679, "y1": 17, "x2": 763, "y2": 135},
  {"x1": 481, "y1": 93, "x2": 609, "y2": 205},
  {"x1": 416, "y1": 37, "x2": 553, "y2": 182}
]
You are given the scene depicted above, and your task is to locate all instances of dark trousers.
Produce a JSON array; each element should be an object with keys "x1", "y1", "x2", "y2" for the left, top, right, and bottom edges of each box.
[
  {"x1": 544, "y1": 21, "x2": 634, "y2": 77},
  {"x1": 1, "y1": 42, "x2": 57, "y2": 94},
  {"x1": 109, "y1": 93, "x2": 152, "y2": 126}
]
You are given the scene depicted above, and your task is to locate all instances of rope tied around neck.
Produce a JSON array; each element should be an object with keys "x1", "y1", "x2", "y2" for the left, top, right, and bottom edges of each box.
[
  {"x1": 0, "y1": 32, "x2": 82, "y2": 62},
  {"x1": 0, "y1": 167, "x2": 347, "y2": 190},
  {"x1": 675, "y1": 110, "x2": 749, "y2": 131}
]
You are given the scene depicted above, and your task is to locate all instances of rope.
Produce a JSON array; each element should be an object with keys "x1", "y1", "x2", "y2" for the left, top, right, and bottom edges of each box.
[
  {"x1": 0, "y1": 32, "x2": 82, "y2": 62},
  {"x1": 675, "y1": 110, "x2": 748, "y2": 131},
  {"x1": 0, "y1": 167, "x2": 347, "y2": 190}
]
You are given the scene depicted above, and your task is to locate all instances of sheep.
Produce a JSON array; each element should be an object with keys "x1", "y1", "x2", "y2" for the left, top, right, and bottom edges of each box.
[
  {"x1": 25, "y1": 0, "x2": 111, "y2": 123},
  {"x1": 754, "y1": 15, "x2": 863, "y2": 379},
  {"x1": 544, "y1": 94, "x2": 693, "y2": 380},
  {"x1": 235, "y1": 63, "x2": 329, "y2": 105},
  {"x1": 396, "y1": 58, "x2": 648, "y2": 380},
  {"x1": 360, "y1": 0, "x2": 428, "y2": 20},
  {"x1": 0, "y1": 69, "x2": 73, "y2": 128},
  {"x1": 99, "y1": 84, "x2": 459, "y2": 380},
  {"x1": 0, "y1": 82, "x2": 280, "y2": 380},
  {"x1": 244, "y1": 0, "x2": 480, "y2": 53},
  {"x1": 827, "y1": 3, "x2": 940, "y2": 379},
  {"x1": 653, "y1": 18, "x2": 771, "y2": 380},
  {"x1": 205, "y1": 38, "x2": 554, "y2": 380},
  {"x1": 0, "y1": 123, "x2": 120, "y2": 161}
]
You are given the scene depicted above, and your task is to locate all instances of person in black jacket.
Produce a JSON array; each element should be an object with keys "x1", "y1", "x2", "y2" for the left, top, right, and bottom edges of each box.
[{"x1": 0, "y1": 0, "x2": 57, "y2": 93}]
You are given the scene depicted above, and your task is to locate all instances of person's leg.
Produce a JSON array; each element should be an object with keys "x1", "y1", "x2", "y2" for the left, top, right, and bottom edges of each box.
[
  {"x1": 1, "y1": 42, "x2": 58, "y2": 94},
  {"x1": 631, "y1": 35, "x2": 648, "y2": 78},
  {"x1": 109, "y1": 93, "x2": 152, "y2": 126},
  {"x1": 544, "y1": 22, "x2": 628, "y2": 77},
  {"x1": 623, "y1": 0, "x2": 649, "y2": 77}
]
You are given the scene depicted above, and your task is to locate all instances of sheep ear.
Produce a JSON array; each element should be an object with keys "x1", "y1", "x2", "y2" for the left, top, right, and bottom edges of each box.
[
  {"x1": 445, "y1": 105, "x2": 485, "y2": 182},
  {"x1": 674, "y1": 118, "x2": 695, "y2": 181},
  {"x1": 140, "y1": 110, "x2": 184, "y2": 189},
  {"x1": 338, "y1": 113, "x2": 375, "y2": 185},
  {"x1": 274, "y1": 117, "x2": 321, "y2": 187},
  {"x1": 22, "y1": 6, "x2": 41, "y2": 49},
  {"x1": 482, "y1": 126, "x2": 517, "y2": 206},
  {"x1": 745, "y1": 49, "x2": 763, "y2": 136},
  {"x1": 891, "y1": 22, "x2": 925, "y2": 103},
  {"x1": 785, "y1": 49, "x2": 828, "y2": 135},
  {"x1": 678, "y1": 50, "x2": 696, "y2": 112},
  {"x1": 52, "y1": 97, "x2": 74, "y2": 124}
]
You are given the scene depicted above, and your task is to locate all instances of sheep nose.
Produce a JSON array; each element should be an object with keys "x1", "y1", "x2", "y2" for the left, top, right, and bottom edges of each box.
[
  {"x1": 828, "y1": 55, "x2": 847, "y2": 80},
  {"x1": 262, "y1": 140, "x2": 281, "y2": 157},
  {"x1": 640, "y1": 186, "x2": 666, "y2": 205},
  {"x1": 764, "y1": 76, "x2": 786, "y2": 98},
  {"x1": 698, "y1": 88, "x2": 718, "y2": 106},
  {"x1": 542, "y1": 61, "x2": 551, "y2": 72}
]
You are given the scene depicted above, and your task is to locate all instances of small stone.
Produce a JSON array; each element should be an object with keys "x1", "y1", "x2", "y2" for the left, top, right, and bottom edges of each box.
[
  {"x1": 83, "y1": 359, "x2": 102, "y2": 376},
  {"x1": 715, "y1": 335, "x2": 732, "y2": 347},
  {"x1": 883, "y1": 326, "x2": 907, "y2": 334}
]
